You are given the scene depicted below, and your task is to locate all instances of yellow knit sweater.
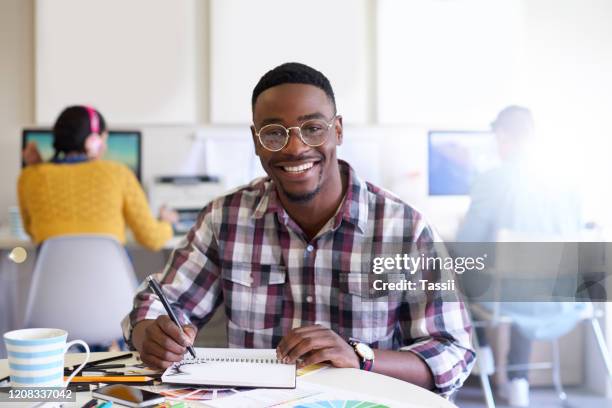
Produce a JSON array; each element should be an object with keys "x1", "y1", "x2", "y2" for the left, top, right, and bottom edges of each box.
[{"x1": 17, "y1": 160, "x2": 172, "y2": 251}]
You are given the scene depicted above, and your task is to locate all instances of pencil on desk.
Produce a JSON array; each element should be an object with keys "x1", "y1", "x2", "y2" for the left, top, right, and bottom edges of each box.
[
  {"x1": 66, "y1": 375, "x2": 154, "y2": 383},
  {"x1": 68, "y1": 352, "x2": 133, "y2": 371},
  {"x1": 87, "y1": 364, "x2": 127, "y2": 369},
  {"x1": 81, "y1": 370, "x2": 126, "y2": 376},
  {"x1": 84, "y1": 352, "x2": 132, "y2": 366}
]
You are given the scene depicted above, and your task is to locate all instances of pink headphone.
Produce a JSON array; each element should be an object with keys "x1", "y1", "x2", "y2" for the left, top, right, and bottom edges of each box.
[
  {"x1": 84, "y1": 105, "x2": 100, "y2": 134},
  {"x1": 84, "y1": 105, "x2": 103, "y2": 157}
]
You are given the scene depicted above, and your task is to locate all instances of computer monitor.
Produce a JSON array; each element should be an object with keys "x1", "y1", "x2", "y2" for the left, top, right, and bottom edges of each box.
[
  {"x1": 428, "y1": 130, "x2": 500, "y2": 196},
  {"x1": 22, "y1": 129, "x2": 142, "y2": 181}
]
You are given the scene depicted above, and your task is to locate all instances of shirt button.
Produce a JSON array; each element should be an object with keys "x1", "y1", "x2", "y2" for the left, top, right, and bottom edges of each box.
[
  {"x1": 306, "y1": 295, "x2": 313, "y2": 303},
  {"x1": 306, "y1": 245, "x2": 314, "y2": 252}
]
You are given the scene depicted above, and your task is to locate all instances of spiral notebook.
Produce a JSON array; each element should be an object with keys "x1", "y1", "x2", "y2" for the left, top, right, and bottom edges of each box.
[{"x1": 161, "y1": 348, "x2": 296, "y2": 388}]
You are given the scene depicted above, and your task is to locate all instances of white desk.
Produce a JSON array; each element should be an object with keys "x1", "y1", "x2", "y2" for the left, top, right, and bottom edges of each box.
[{"x1": 0, "y1": 352, "x2": 456, "y2": 408}]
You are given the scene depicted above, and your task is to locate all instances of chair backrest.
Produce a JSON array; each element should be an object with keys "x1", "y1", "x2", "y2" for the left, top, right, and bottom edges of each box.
[{"x1": 24, "y1": 235, "x2": 138, "y2": 345}]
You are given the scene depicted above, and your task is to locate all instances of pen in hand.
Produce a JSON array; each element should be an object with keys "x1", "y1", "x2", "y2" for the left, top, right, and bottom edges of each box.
[{"x1": 146, "y1": 276, "x2": 197, "y2": 359}]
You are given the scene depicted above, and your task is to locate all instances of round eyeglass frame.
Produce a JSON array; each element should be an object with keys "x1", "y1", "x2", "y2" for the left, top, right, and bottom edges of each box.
[{"x1": 254, "y1": 115, "x2": 339, "y2": 152}]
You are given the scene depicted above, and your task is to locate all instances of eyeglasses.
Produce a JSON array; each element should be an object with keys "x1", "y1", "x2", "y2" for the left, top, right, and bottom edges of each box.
[{"x1": 254, "y1": 115, "x2": 338, "y2": 152}]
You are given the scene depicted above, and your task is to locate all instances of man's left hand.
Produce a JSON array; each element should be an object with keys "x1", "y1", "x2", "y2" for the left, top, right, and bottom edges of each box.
[{"x1": 276, "y1": 324, "x2": 360, "y2": 369}]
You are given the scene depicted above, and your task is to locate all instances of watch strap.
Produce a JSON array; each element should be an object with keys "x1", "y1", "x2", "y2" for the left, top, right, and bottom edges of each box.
[{"x1": 348, "y1": 338, "x2": 374, "y2": 371}]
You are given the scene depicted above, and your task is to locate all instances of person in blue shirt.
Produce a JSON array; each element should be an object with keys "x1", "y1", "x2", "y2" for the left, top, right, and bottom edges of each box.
[{"x1": 457, "y1": 106, "x2": 583, "y2": 407}]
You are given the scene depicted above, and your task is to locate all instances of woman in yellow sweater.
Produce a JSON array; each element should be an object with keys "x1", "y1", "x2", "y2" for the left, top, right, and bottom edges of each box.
[{"x1": 18, "y1": 106, "x2": 175, "y2": 251}]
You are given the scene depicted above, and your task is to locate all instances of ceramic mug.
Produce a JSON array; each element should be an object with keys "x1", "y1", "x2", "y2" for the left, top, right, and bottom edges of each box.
[{"x1": 3, "y1": 328, "x2": 90, "y2": 387}]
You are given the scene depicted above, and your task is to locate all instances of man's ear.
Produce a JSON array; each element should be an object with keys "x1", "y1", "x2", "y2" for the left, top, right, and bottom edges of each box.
[
  {"x1": 335, "y1": 115, "x2": 343, "y2": 146},
  {"x1": 250, "y1": 125, "x2": 260, "y2": 157}
]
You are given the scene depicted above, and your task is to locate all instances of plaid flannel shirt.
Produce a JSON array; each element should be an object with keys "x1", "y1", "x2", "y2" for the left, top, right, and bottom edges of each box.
[{"x1": 123, "y1": 161, "x2": 475, "y2": 396}]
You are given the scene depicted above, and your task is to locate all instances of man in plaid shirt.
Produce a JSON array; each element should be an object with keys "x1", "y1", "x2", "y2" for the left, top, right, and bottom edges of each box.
[{"x1": 123, "y1": 63, "x2": 474, "y2": 396}]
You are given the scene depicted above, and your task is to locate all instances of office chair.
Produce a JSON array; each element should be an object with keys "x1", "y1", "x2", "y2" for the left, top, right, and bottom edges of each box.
[
  {"x1": 469, "y1": 231, "x2": 612, "y2": 408},
  {"x1": 24, "y1": 235, "x2": 138, "y2": 345}
]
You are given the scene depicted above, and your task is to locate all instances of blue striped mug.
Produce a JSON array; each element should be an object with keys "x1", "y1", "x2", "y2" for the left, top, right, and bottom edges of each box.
[{"x1": 3, "y1": 328, "x2": 90, "y2": 387}]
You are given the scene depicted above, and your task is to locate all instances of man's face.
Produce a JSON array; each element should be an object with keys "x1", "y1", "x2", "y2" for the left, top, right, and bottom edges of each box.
[{"x1": 251, "y1": 83, "x2": 343, "y2": 203}]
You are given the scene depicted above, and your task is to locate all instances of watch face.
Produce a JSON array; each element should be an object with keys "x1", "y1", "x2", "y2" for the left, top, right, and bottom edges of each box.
[{"x1": 355, "y1": 342, "x2": 374, "y2": 360}]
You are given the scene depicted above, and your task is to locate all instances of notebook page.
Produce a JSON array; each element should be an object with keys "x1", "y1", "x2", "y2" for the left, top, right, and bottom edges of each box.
[{"x1": 162, "y1": 348, "x2": 296, "y2": 388}]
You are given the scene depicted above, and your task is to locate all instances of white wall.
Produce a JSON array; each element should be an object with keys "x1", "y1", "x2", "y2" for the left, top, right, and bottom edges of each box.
[
  {"x1": 209, "y1": 0, "x2": 372, "y2": 124},
  {"x1": 36, "y1": 0, "x2": 199, "y2": 124},
  {"x1": 0, "y1": 0, "x2": 34, "y2": 225},
  {"x1": 521, "y1": 0, "x2": 612, "y2": 230},
  {"x1": 377, "y1": 0, "x2": 525, "y2": 127}
]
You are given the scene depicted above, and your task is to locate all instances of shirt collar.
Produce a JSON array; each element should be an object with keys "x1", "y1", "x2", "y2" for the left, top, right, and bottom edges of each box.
[
  {"x1": 252, "y1": 179, "x2": 282, "y2": 219},
  {"x1": 252, "y1": 160, "x2": 369, "y2": 234},
  {"x1": 336, "y1": 160, "x2": 369, "y2": 234},
  {"x1": 52, "y1": 154, "x2": 89, "y2": 164}
]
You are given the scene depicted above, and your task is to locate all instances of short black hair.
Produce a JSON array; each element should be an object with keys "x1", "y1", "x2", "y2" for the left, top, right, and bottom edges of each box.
[
  {"x1": 52, "y1": 105, "x2": 107, "y2": 157},
  {"x1": 251, "y1": 62, "x2": 336, "y2": 112}
]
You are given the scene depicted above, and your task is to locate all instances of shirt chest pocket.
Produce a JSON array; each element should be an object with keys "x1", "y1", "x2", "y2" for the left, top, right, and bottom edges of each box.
[
  {"x1": 221, "y1": 262, "x2": 286, "y2": 331},
  {"x1": 338, "y1": 272, "x2": 397, "y2": 344}
]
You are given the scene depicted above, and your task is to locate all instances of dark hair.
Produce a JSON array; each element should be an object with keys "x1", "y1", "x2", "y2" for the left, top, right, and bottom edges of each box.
[
  {"x1": 52, "y1": 106, "x2": 107, "y2": 159},
  {"x1": 251, "y1": 62, "x2": 336, "y2": 112}
]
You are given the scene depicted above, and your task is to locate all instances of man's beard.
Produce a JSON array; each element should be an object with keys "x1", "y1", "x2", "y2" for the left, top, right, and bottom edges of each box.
[{"x1": 283, "y1": 184, "x2": 322, "y2": 203}]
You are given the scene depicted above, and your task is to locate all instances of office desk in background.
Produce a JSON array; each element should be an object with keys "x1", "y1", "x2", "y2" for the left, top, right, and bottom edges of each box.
[{"x1": 0, "y1": 352, "x2": 456, "y2": 408}]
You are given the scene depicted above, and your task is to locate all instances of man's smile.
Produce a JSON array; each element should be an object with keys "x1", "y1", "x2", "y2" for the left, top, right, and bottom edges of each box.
[
  {"x1": 282, "y1": 161, "x2": 314, "y2": 173},
  {"x1": 272, "y1": 158, "x2": 322, "y2": 180}
]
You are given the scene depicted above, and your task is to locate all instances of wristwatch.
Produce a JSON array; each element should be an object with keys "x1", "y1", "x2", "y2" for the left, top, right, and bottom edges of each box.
[{"x1": 348, "y1": 338, "x2": 375, "y2": 371}]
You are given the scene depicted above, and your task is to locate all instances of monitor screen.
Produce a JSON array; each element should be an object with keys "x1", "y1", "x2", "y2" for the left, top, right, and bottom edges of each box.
[
  {"x1": 428, "y1": 130, "x2": 500, "y2": 196},
  {"x1": 22, "y1": 129, "x2": 142, "y2": 181}
]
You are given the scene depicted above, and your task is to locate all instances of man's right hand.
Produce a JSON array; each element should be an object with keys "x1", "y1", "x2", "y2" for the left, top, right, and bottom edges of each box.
[{"x1": 132, "y1": 316, "x2": 197, "y2": 369}]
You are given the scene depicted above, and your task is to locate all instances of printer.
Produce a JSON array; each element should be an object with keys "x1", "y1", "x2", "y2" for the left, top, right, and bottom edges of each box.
[{"x1": 149, "y1": 175, "x2": 225, "y2": 235}]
